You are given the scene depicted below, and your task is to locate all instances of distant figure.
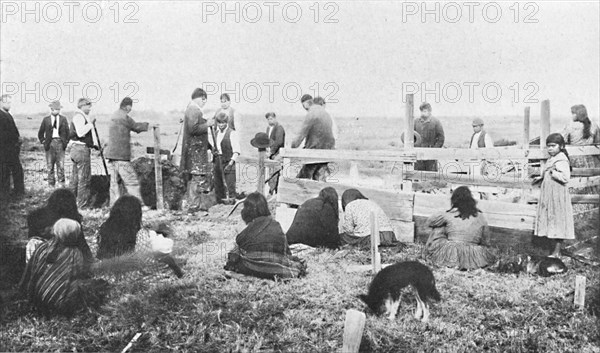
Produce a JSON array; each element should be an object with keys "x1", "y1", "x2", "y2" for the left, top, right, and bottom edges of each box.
[
  {"x1": 0, "y1": 94, "x2": 25, "y2": 198},
  {"x1": 224, "y1": 192, "x2": 306, "y2": 279},
  {"x1": 104, "y1": 97, "x2": 150, "y2": 207},
  {"x1": 210, "y1": 112, "x2": 241, "y2": 202},
  {"x1": 291, "y1": 98, "x2": 335, "y2": 181},
  {"x1": 181, "y1": 88, "x2": 213, "y2": 212},
  {"x1": 532, "y1": 133, "x2": 575, "y2": 258},
  {"x1": 562, "y1": 104, "x2": 600, "y2": 168},
  {"x1": 96, "y1": 195, "x2": 183, "y2": 278},
  {"x1": 38, "y1": 100, "x2": 70, "y2": 188},
  {"x1": 19, "y1": 219, "x2": 109, "y2": 316},
  {"x1": 213, "y1": 93, "x2": 240, "y2": 131},
  {"x1": 425, "y1": 186, "x2": 496, "y2": 270},
  {"x1": 469, "y1": 118, "x2": 494, "y2": 148},
  {"x1": 286, "y1": 187, "x2": 340, "y2": 249},
  {"x1": 339, "y1": 189, "x2": 400, "y2": 247},
  {"x1": 300, "y1": 94, "x2": 313, "y2": 111},
  {"x1": 68, "y1": 98, "x2": 97, "y2": 209},
  {"x1": 414, "y1": 102, "x2": 444, "y2": 171},
  {"x1": 265, "y1": 112, "x2": 285, "y2": 195}
]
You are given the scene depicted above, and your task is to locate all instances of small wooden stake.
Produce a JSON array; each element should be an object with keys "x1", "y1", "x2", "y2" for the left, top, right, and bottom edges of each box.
[
  {"x1": 342, "y1": 309, "x2": 366, "y2": 353},
  {"x1": 574, "y1": 275, "x2": 586, "y2": 309},
  {"x1": 257, "y1": 149, "x2": 266, "y2": 195},
  {"x1": 370, "y1": 211, "x2": 381, "y2": 274},
  {"x1": 153, "y1": 125, "x2": 164, "y2": 210}
]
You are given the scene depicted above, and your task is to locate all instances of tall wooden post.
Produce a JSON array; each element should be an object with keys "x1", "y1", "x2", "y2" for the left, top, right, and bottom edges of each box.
[
  {"x1": 540, "y1": 100, "x2": 551, "y2": 171},
  {"x1": 153, "y1": 125, "x2": 164, "y2": 210},
  {"x1": 257, "y1": 149, "x2": 266, "y2": 195},
  {"x1": 523, "y1": 106, "x2": 530, "y2": 150},
  {"x1": 402, "y1": 94, "x2": 415, "y2": 191},
  {"x1": 370, "y1": 212, "x2": 381, "y2": 274},
  {"x1": 574, "y1": 275, "x2": 586, "y2": 309}
]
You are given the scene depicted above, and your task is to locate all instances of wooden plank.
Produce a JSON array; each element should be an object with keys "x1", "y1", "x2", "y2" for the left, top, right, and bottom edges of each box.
[
  {"x1": 280, "y1": 148, "x2": 417, "y2": 162},
  {"x1": 570, "y1": 194, "x2": 600, "y2": 204},
  {"x1": 371, "y1": 212, "x2": 381, "y2": 273},
  {"x1": 569, "y1": 176, "x2": 600, "y2": 189},
  {"x1": 342, "y1": 310, "x2": 366, "y2": 353},
  {"x1": 540, "y1": 100, "x2": 551, "y2": 149},
  {"x1": 574, "y1": 276, "x2": 586, "y2": 309},
  {"x1": 391, "y1": 220, "x2": 415, "y2": 243},
  {"x1": 413, "y1": 193, "x2": 536, "y2": 230},
  {"x1": 278, "y1": 177, "x2": 414, "y2": 222},
  {"x1": 153, "y1": 125, "x2": 164, "y2": 210},
  {"x1": 404, "y1": 170, "x2": 532, "y2": 189},
  {"x1": 404, "y1": 94, "x2": 415, "y2": 149},
  {"x1": 571, "y1": 168, "x2": 600, "y2": 177},
  {"x1": 237, "y1": 155, "x2": 280, "y2": 168},
  {"x1": 257, "y1": 150, "x2": 266, "y2": 194}
]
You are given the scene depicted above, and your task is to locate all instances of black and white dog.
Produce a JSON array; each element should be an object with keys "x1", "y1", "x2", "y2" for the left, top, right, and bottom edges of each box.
[{"x1": 359, "y1": 261, "x2": 441, "y2": 322}]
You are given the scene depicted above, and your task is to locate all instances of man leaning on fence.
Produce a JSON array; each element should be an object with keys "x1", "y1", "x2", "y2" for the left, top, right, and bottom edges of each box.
[{"x1": 104, "y1": 97, "x2": 150, "y2": 207}]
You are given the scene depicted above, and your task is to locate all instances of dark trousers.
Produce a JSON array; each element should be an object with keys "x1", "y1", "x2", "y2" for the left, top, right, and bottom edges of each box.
[
  {"x1": 45, "y1": 140, "x2": 66, "y2": 186},
  {"x1": 297, "y1": 163, "x2": 330, "y2": 181},
  {"x1": 0, "y1": 155, "x2": 25, "y2": 197},
  {"x1": 70, "y1": 144, "x2": 91, "y2": 208},
  {"x1": 214, "y1": 158, "x2": 236, "y2": 201}
]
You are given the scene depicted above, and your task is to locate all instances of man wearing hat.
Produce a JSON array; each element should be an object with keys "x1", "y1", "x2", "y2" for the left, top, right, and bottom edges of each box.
[
  {"x1": 210, "y1": 112, "x2": 241, "y2": 203},
  {"x1": 38, "y1": 100, "x2": 70, "y2": 188},
  {"x1": 69, "y1": 97, "x2": 97, "y2": 208},
  {"x1": 469, "y1": 118, "x2": 494, "y2": 148},
  {"x1": 104, "y1": 97, "x2": 149, "y2": 207},
  {"x1": 0, "y1": 94, "x2": 25, "y2": 198}
]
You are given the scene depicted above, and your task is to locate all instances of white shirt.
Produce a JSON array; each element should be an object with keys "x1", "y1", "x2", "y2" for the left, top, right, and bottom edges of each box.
[
  {"x1": 211, "y1": 127, "x2": 240, "y2": 162},
  {"x1": 470, "y1": 131, "x2": 494, "y2": 148},
  {"x1": 51, "y1": 114, "x2": 60, "y2": 138},
  {"x1": 71, "y1": 110, "x2": 97, "y2": 146}
]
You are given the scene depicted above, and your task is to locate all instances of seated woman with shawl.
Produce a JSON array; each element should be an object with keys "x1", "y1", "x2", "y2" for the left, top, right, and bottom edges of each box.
[
  {"x1": 19, "y1": 219, "x2": 109, "y2": 316},
  {"x1": 285, "y1": 187, "x2": 340, "y2": 249},
  {"x1": 96, "y1": 195, "x2": 183, "y2": 278},
  {"x1": 425, "y1": 186, "x2": 496, "y2": 270},
  {"x1": 26, "y1": 188, "x2": 93, "y2": 263},
  {"x1": 339, "y1": 189, "x2": 400, "y2": 248},
  {"x1": 225, "y1": 192, "x2": 306, "y2": 279}
]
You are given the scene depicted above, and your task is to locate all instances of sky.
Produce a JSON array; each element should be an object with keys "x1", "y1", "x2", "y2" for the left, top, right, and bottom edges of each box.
[{"x1": 0, "y1": 0, "x2": 599, "y2": 120}]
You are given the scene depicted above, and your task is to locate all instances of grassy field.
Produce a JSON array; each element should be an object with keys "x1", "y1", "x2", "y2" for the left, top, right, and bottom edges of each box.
[{"x1": 1, "y1": 112, "x2": 599, "y2": 352}]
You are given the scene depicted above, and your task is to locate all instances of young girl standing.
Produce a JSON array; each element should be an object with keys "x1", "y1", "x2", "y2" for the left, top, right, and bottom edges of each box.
[{"x1": 533, "y1": 133, "x2": 575, "y2": 257}]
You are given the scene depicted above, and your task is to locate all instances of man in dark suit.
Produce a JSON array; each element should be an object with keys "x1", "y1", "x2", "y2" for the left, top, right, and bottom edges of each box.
[
  {"x1": 265, "y1": 112, "x2": 285, "y2": 195},
  {"x1": 38, "y1": 100, "x2": 70, "y2": 187},
  {"x1": 0, "y1": 94, "x2": 25, "y2": 198}
]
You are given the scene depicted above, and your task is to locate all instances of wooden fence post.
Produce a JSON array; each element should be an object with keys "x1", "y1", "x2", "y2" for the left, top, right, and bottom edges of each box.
[
  {"x1": 574, "y1": 275, "x2": 586, "y2": 309},
  {"x1": 402, "y1": 94, "x2": 415, "y2": 191},
  {"x1": 539, "y1": 100, "x2": 551, "y2": 173},
  {"x1": 523, "y1": 106, "x2": 530, "y2": 150},
  {"x1": 257, "y1": 149, "x2": 266, "y2": 195},
  {"x1": 370, "y1": 212, "x2": 381, "y2": 274},
  {"x1": 153, "y1": 125, "x2": 164, "y2": 210},
  {"x1": 342, "y1": 309, "x2": 366, "y2": 353}
]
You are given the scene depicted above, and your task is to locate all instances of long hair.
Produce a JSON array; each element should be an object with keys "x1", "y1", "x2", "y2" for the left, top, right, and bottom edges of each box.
[
  {"x1": 318, "y1": 187, "x2": 339, "y2": 221},
  {"x1": 97, "y1": 195, "x2": 142, "y2": 259},
  {"x1": 448, "y1": 186, "x2": 481, "y2": 220},
  {"x1": 241, "y1": 192, "x2": 271, "y2": 224},
  {"x1": 571, "y1": 104, "x2": 591, "y2": 140},
  {"x1": 341, "y1": 189, "x2": 368, "y2": 212},
  {"x1": 47, "y1": 188, "x2": 83, "y2": 223}
]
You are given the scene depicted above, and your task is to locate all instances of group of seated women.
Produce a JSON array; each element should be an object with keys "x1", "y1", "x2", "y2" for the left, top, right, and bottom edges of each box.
[{"x1": 20, "y1": 188, "x2": 182, "y2": 316}]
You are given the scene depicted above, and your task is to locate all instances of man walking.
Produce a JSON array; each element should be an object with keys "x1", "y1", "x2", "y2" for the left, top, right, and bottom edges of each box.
[
  {"x1": 0, "y1": 94, "x2": 25, "y2": 198},
  {"x1": 38, "y1": 100, "x2": 69, "y2": 188},
  {"x1": 69, "y1": 98, "x2": 97, "y2": 208},
  {"x1": 414, "y1": 102, "x2": 445, "y2": 171},
  {"x1": 292, "y1": 97, "x2": 335, "y2": 181},
  {"x1": 104, "y1": 97, "x2": 149, "y2": 207}
]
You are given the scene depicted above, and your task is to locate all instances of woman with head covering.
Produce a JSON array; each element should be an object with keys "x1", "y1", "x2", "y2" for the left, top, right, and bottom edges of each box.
[
  {"x1": 96, "y1": 195, "x2": 183, "y2": 278},
  {"x1": 339, "y1": 189, "x2": 399, "y2": 247},
  {"x1": 225, "y1": 192, "x2": 306, "y2": 279},
  {"x1": 25, "y1": 188, "x2": 92, "y2": 264},
  {"x1": 19, "y1": 219, "x2": 108, "y2": 315},
  {"x1": 285, "y1": 187, "x2": 340, "y2": 249},
  {"x1": 425, "y1": 186, "x2": 496, "y2": 270}
]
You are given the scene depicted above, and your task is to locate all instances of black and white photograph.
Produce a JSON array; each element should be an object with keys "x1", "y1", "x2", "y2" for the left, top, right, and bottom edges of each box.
[{"x1": 0, "y1": 1, "x2": 599, "y2": 351}]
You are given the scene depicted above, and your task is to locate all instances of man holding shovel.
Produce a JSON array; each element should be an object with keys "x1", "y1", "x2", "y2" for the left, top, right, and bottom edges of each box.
[
  {"x1": 211, "y1": 112, "x2": 241, "y2": 204},
  {"x1": 105, "y1": 97, "x2": 149, "y2": 207},
  {"x1": 69, "y1": 98, "x2": 98, "y2": 208}
]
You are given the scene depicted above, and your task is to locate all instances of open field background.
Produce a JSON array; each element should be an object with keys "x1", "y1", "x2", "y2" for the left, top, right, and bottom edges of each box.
[{"x1": 1, "y1": 112, "x2": 599, "y2": 352}]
